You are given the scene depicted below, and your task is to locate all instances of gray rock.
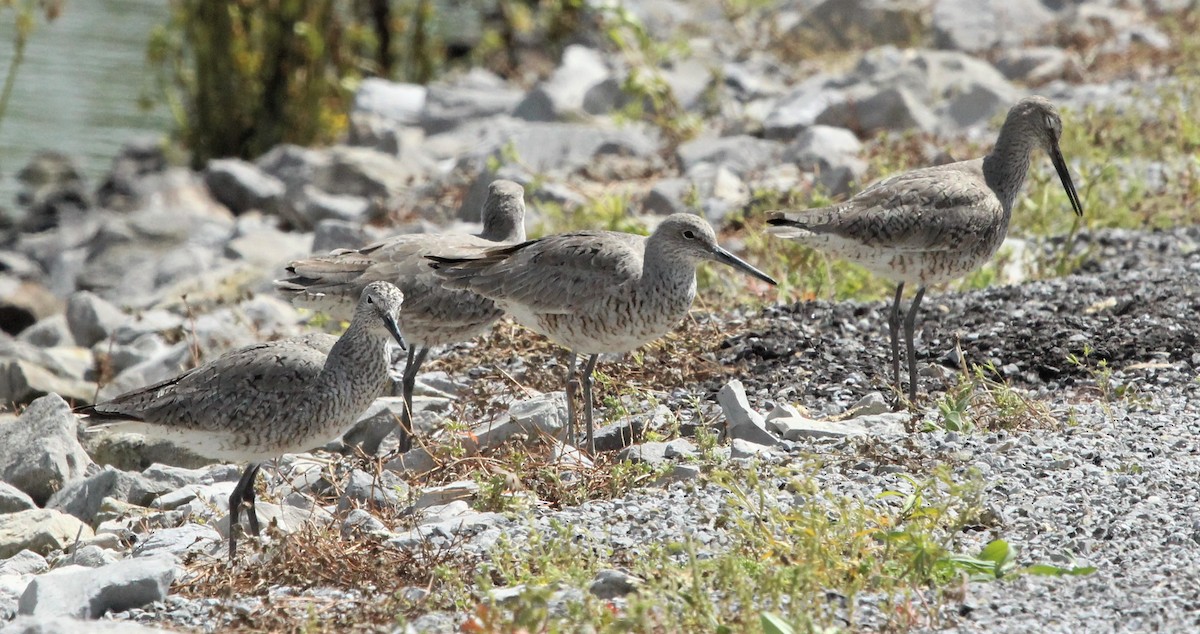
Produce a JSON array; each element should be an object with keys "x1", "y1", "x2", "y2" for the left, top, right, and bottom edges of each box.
[
  {"x1": 788, "y1": 0, "x2": 931, "y2": 52},
  {"x1": 16, "y1": 315, "x2": 71, "y2": 348},
  {"x1": 340, "y1": 397, "x2": 407, "y2": 456},
  {"x1": 420, "y1": 70, "x2": 525, "y2": 134},
  {"x1": 763, "y1": 74, "x2": 848, "y2": 140},
  {"x1": 676, "y1": 135, "x2": 785, "y2": 176},
  {"x1": 845, "y1": 391, "x2": 890, "y2": 417},
  {"x1": 458, "y1": 121, "x2": 661, "y2": 176},
  {"x1": 0, "y1": 510, "x2": 94, "y2": 559},
  {"x1": 683, "y1": 163, "x2": 751, "y2": 224},
  {"x1": 203, "y1": 159, "x2": 285, "y2": 216},
  {"x1": 352, "y1": 78, "x2": 426, "y2": 126},
  {"x1": 642, "y1": 178, "x2": 693, "y2": 216},
  {"x1": 255, "y1": 144, "x2": 331, "y2": 192},
  {"x1": 292, "y1": 185, "x2": 372, "y2": 227},
  {"x1": 310, "y1": 219, "x2": 368, "y2": 255},
  {"x1": 716, "y1": 379, "x2": 766, "y2": 430},
  {"x1": 414, "y1": 481, "x2": 478, "y2": 511},
  {"x1": 318, "y1": 146, "x2": 429, "y2": 201},
  {"x1": 0, "y1": 394, "x2": 93, "y2": 505},
  {"x1": 994, "y1": 46, "x2": 1081, "y2": 84},
  {"x1": 64, "y1": 291, "x2": 126, "y2": 347},
  {"x1": 817, "y1": 85, "x2": 939, "y2": 134},
  {"x1": 784, "y1": 125, "x2": 866, "y2": 196},
  {"x1": 664, "y1": 438, "x2": 697, "y2": 460},
  {"x1": 588, "y1": 569, "x2": 643, "y2": 599},
  {"x1": 342, "y1": 508, "x2": 387, "y2": 537},
  {"x1": 214, "y1": 502, "x2": 333, "y2": 541},
  {"x1": 0, "y1": 278, "x2": 61, "y2": 337},
  {"x1": 140, "y1": 464, "x2": 219, "y2": 491},
  {"x1": 0, "y1": 483, "x2": 35, "y2": 514},
  {"x1": 0, "y1": 551, "x2": 48, "y2": 577},
  {"x1": 0, "y1": 616, "x2": 172, "y2": 633},
  {"x1": 617, "y1": 442, "x2": 670, "y2": 466},
  {"x1": 63, "y1": 544, "x2": 118, "y2": 568},
  {"x1": 661, "y1": 58, "x2": 714, "y2": 111},
  {"x1": 769, "y1": 412, "x2": 909, "y2": 440},
  {"x1": 932, "y1": 0, "x2": 1055, "y2": 52},
  {"x1": 727, "y1": 417, "x2": 785, "y2": 447},
  {"x1": 730, "y1": 438, "x2": 775, "y2": 460},
  {"x1": 658, "y1": 463, "x2": 702, "y2": 483},
  {"x1": 515, "y1": 45, "x2": 612, "y2": 121},
  {"x1": 590, "y1": 419, "x2": 644, "y2": 453},
  {"x1": 339, "y1": 469, "x2": 409, "y2": 512},
  {"x1": 223, "y1": 219, "x2": 313, "y2": 272},
  {"x1": 47, "y1": 467, "x2": 163, "y2": 526},
  {"x1": 132, "y1": 524, "x2": 221, "y2": 559},
  {"x1": 17, "y1": 556, "x2": 176, "y2": 618},
  {"x1": 0, "y1": 356, "x2": 96, "y2": 406}
]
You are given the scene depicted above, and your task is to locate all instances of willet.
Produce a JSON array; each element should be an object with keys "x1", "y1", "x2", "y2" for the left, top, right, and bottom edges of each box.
[
  {"x1": 766, "y1": 96, "x2": 1083, "y2": 403},
  {"x1": 77, "y1": 282, "x2": 407, "y2": 558},
  {"x1": 276, "y1": 179, "x2": 527, "y2": 450},
  {"x1": 427, "y1": 213, "x2": 778, "y2": 454}
]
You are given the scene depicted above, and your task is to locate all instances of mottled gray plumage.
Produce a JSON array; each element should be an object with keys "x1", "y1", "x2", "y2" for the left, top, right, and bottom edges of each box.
[
  {"x1": 767, "y1": 95, "x2": 1083, "y2": 403},
  {"x1": 77, "y1": 282, "x2": 407, "y2": 557},
  {"x1": 276, "y1": 179, "x2": 527, "y2": 449},
  {"x1": 429, "y1": 213, "x2": 777, "y2": 454}
]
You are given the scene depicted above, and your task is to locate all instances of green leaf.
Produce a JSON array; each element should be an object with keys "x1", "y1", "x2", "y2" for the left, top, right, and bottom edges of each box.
[
  {"x1": 761, "y1": 611, "x2": 795, "y2": 634},
  {"x1": 977, "y1": 539, "x2": 1013, "y2": 566},
  {"x1": 1023, "y1": 563, "x2": 1097, "y2": 577}
]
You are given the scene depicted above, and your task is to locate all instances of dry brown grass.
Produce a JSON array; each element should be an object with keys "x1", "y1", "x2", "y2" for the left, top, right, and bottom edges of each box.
[{"x1": 175, "y1": 525, "x2": 476, "y2": 633}]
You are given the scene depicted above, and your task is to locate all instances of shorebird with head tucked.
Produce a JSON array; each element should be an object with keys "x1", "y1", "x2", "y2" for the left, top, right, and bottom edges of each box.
[{"x1": 767, "y1": 96, "x2": 1083, "y2": 403}]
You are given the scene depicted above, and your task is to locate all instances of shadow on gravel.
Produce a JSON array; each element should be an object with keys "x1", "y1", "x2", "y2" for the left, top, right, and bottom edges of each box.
[{"x1": 719, "y1": 230, "x2": 1200, "y2": 410}]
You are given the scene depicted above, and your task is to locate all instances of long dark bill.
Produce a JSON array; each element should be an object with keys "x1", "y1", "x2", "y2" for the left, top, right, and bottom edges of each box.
[
  {"x1": 383, "y1": 315, "x2": 407, "y2": 351},
  {"x1": 712, "y1": 245, "x2": 778, "y2": 286},
  {"x1": 1051, "y1": 142, "x2": 1084, "y2": 217}
]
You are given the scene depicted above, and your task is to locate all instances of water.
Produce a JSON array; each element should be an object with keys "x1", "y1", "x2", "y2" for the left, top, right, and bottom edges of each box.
[{"x1": 0, "y1": 0, "x2": 169, "y2": 208}]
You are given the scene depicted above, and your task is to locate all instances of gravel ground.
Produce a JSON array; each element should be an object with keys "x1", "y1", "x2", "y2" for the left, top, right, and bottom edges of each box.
[{"x1": 104, "y1": 227, "x2": 1200, "y2": 633}]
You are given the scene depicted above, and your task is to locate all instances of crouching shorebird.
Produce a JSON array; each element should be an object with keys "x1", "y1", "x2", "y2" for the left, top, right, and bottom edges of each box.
[
  {"x1": 427, "y1": 213, "x2": 778, "y2": 454},
  {"x1": 766, "y1": 95, "x2": 1083, "y2": 403},
  {"x1": 276, "y1": 180, "x2": 527, "y2": 451},
  {"x1": 77, "y1": 282, "x2": 407, "y2": 558}
]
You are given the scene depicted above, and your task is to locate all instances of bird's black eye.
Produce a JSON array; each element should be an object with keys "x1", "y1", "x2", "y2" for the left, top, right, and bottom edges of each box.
[
  {"x1": 366, "y1": 296, "x2": 374, "y2": 304},
  {"x1": 683, "y1": 230, "x2": 697, "y2": 240}
]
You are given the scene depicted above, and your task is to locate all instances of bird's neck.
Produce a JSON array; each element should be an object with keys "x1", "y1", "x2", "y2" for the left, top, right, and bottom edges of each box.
[
  {"x1": 479, "y1": 214, "x2": 525, "y2": 243},
  {"x1": 641, "y1": 244, "x2": 698, "y2": 302},
  {"x1": 321, "y1": 321, "x2": 391, "y2": 393},
  {"x1": 983, "y1": 122, "x2": 1037, "y2": 216}
]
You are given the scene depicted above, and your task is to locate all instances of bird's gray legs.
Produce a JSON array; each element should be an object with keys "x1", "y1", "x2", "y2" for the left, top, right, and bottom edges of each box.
[
  {"x1": 564, "y1": 352, "x2": 580, "y2": 447},
  {"x1": 228, "y1": 462, "x2": 263, "y2": 558},
  {"x1": 398, "y1": 346, "x2": 430, "y2": 453},
  {"x1": 888, "y1": 283, "x2": 905, "y2": 396},
  {"x1": 580, "y1": 353, "x2": 600, "y2": 455},
  {"x1": 903, "y1": 287, "x2": 927, "y2": 403}
]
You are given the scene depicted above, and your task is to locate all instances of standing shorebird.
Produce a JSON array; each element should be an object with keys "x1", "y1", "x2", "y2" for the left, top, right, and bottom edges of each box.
[
  {"x1": 77, "y1": 282, "x2": 407, "y2": 558},
  {"x1": 427, "y1": 213, "x2": 777, "y2": 454},
  {"x1": 276, "y1": 180, "x2": 527, "y2": 450},
  {"x1": 766, "y1": 96, "x2": 1083, "y2": 403}
]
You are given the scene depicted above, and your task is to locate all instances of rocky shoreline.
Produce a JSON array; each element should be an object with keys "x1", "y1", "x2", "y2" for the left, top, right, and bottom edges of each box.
[{"x1": 1, "y1": 0, "x2": 1197, "y2": 632}]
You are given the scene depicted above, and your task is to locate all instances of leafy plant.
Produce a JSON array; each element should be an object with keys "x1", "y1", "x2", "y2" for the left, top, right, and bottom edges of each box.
[{"x1": 0, "y1": 0, "x2": 62, "y2": 143}]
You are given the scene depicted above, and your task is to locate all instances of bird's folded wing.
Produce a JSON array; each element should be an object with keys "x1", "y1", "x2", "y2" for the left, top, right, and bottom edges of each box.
[
  {"x1": 80, "y1": 339, "x2": 330, "y2": 427},
  {"x1": 429, "y1": 231, "x2": 643, "y2": 313},
  {"x1": 769, "y1": 169, "x2": 999, "y2": 252}
]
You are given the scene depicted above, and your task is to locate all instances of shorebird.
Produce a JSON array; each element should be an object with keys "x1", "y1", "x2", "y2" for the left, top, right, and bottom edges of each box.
[
  {"x1": 766, "y1": 95, "x2": 1083, "y2": 403},
  {"x1": 276, "y1": 180, "x2": 527, "y2": 451},
  {"x1": 427, "y1": 213, "x2": 778, "y2": 454},
  {"x1": 77, "y1": 282, "x2": 407, "y2": 558}
]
